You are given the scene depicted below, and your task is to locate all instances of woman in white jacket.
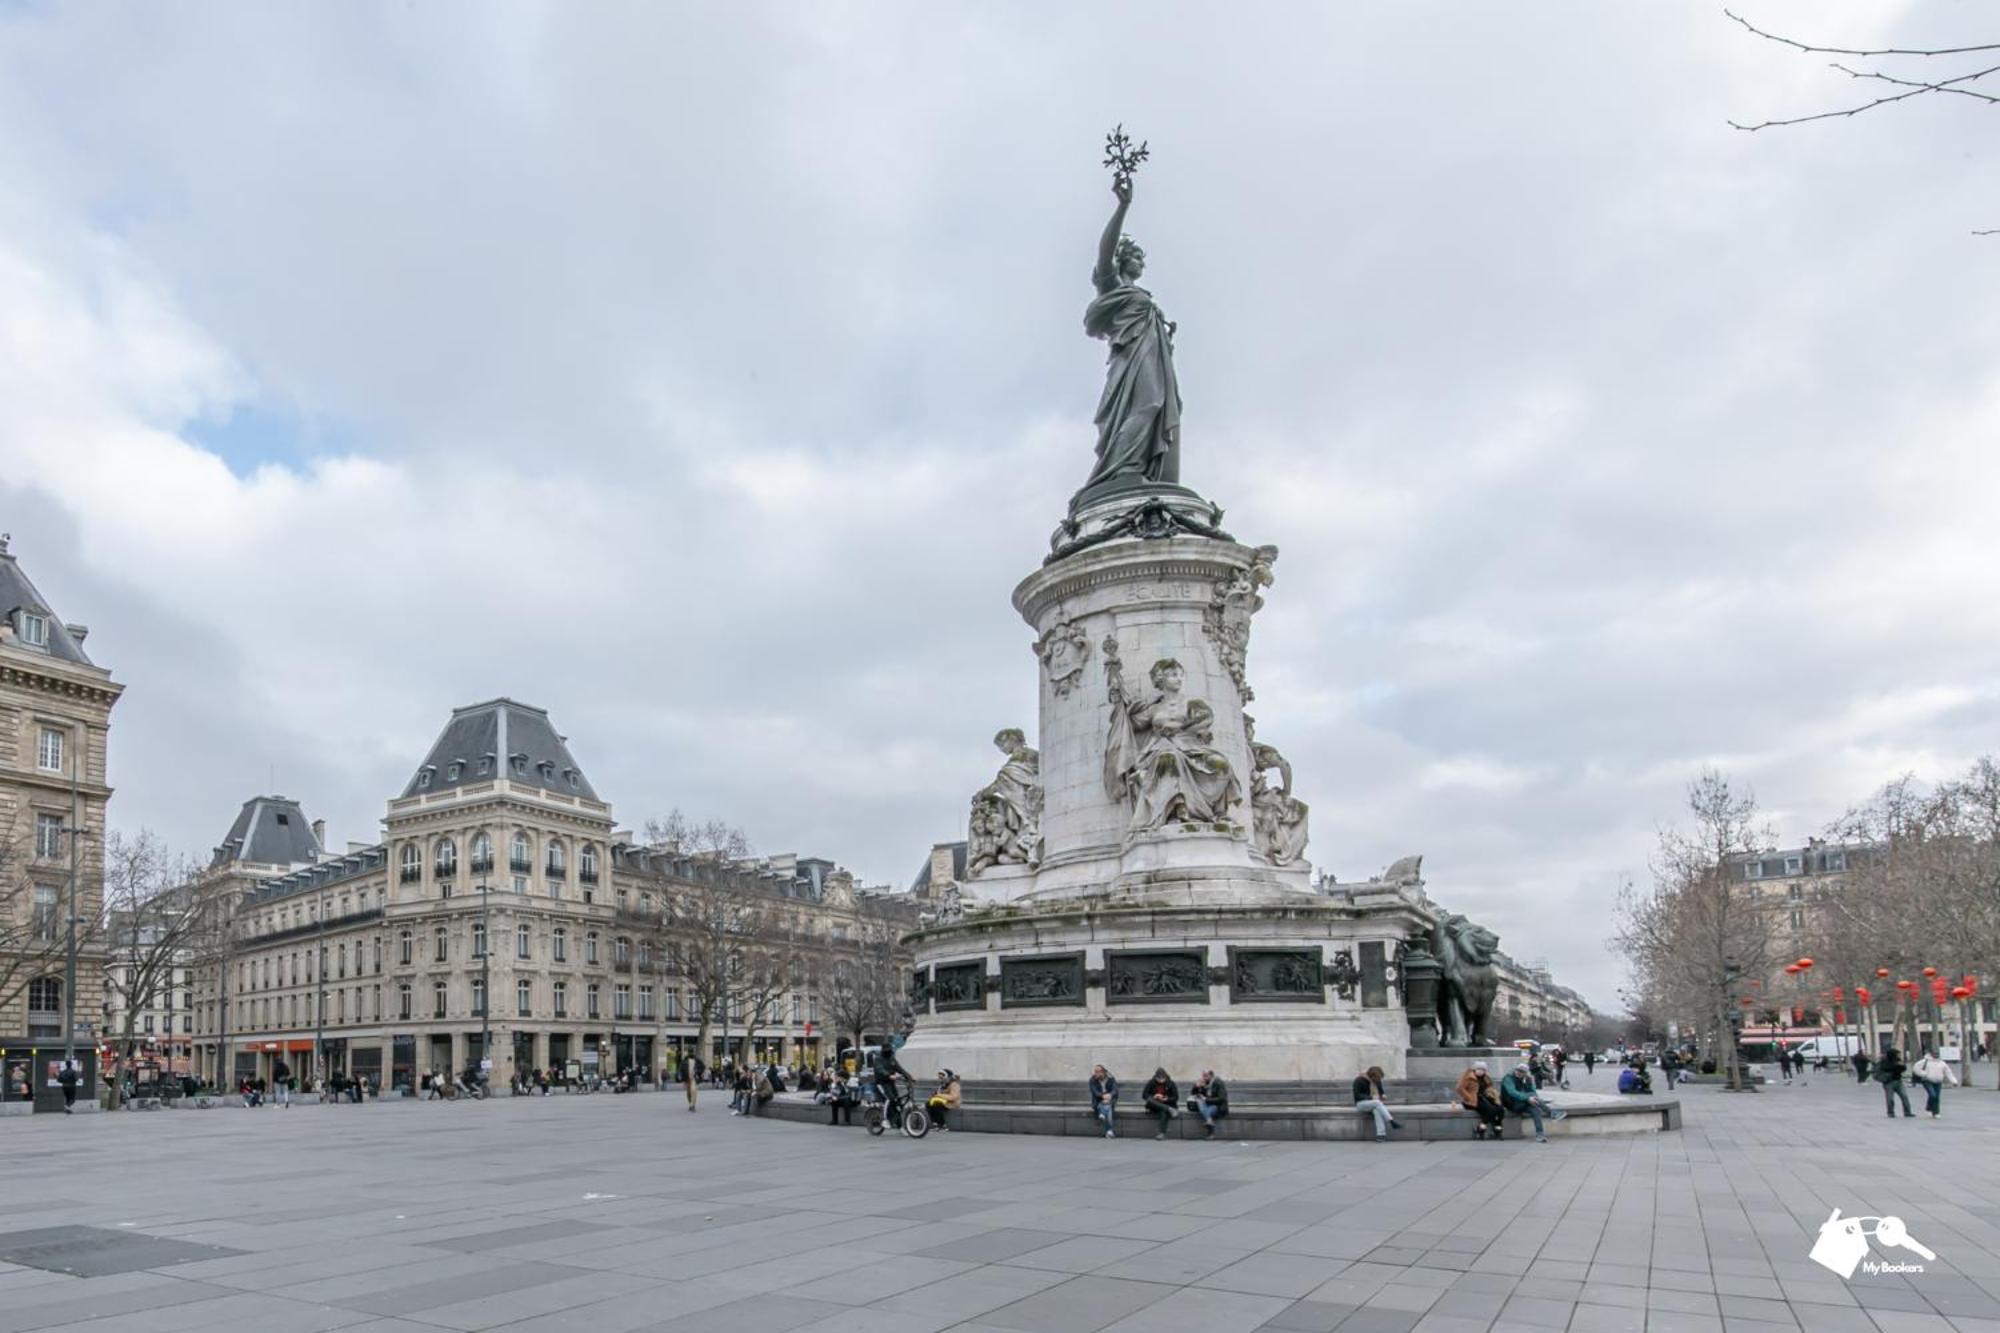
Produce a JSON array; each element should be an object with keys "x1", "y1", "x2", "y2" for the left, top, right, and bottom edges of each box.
[{"x1": 1911, "y1": 1050, "x2": 1959, "y2": 1118}]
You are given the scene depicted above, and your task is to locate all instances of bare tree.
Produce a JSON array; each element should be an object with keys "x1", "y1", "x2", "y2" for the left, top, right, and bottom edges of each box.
[
  {"x1": 645, "y1": 809, "x2": 753, "y2": 861},
  {"x1": 99, "y1": 830, "x2": 205, "y2": 1107},
  {"x1": 1813, "y1": 759, "x2": 2000, "y2": 1086},
  {"x1": 638, "y1": 812, "x2": 776, "y2": 1066},
  {"x1": 1612, "y1": 769, "x2": 1776, "y2": 1089},
  {"x1": 819, "y1": 909, "x2": 905, "y2": 1053},
  {"x1": 1725, "y1": 11, "x2": 2000, "y2": 232}
]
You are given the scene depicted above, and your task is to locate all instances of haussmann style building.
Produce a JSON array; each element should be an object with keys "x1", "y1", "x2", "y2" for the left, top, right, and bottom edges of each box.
[{"x1": 188, "y1": 698, "x2": 912, "y2": 1092}]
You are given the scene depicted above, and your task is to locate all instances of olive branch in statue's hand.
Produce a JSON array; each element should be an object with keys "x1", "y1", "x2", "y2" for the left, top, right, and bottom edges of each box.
[{"x1": 1103, "y1": 124, "x2": 1149, "y2": 187}]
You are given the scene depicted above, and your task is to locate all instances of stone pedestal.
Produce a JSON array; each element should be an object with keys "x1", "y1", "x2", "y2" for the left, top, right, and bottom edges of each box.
[{"x1": 905, "y1": 487, "x2": 1434, "y2": 1083}]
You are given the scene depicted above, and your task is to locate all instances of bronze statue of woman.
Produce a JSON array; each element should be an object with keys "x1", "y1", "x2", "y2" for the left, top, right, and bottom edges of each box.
[{"x1": 1077, "y1": 173, "x2": 1182, "y2": 504}]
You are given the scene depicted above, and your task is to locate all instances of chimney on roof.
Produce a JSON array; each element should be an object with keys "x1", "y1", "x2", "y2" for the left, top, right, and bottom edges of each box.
[
  {"x1": 929, "y1": 844, "x2": 958, "y2": 895},
  {"x1": 65, "y1": 623, "x2": 87, "y2": 643},
  {"x1": 311, "y1": 818, "x2": 326, "y2": 849}
]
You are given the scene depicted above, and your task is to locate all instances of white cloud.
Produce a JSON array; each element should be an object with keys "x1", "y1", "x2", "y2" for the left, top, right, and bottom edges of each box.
[{"x1": 4, "y1": 2, "x2": 1999, "y2": 1009}]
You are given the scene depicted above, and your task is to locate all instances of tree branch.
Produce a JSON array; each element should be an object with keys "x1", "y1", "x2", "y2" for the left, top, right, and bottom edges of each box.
[{"x1": 1724, "y1": 10, "x2": 2000, "y2": 60}]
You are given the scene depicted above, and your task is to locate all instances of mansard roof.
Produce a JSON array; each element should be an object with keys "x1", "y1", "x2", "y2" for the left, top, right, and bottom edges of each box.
[
  {"x1": 211, "y1": 795, "x2": 324, "y2": 870},
  {"x1": 401, "y1": 697, "x2": 599, "y2": 801},
  {"x1": 0, "y1": 537, "x2": 97, "y2": 667}
]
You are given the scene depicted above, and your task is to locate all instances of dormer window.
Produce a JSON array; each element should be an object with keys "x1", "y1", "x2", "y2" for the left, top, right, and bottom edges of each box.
[
  {"x1": 19, "y1": 612, "x2": 47, "y2": 647},
  {"x1": 478, "y1": 754, "x2": 493, "y2": 776},
  {"x1": 510, "y1": 753, "x2": 528, "y2": 776},
  {"x1": 564, "y1": 768, "x2": 579, "y2": 789},
  {"x1": 417, "y1": 766, "x2": 435, "y2": 790},
  {"x1": 447, "y1": 760, "x2": 463, "y2": 781}
]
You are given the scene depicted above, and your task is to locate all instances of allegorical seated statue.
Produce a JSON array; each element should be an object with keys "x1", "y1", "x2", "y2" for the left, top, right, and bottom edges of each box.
[
  {"x1": 1432, "y1": 912, "x2": 1501, "y2": 1047},
  {"x1": 1074, "y1": 170, "x2": 1182, "y2": 507},
  {"x1": 1105, "y1": 657, "x2": 1241, "y2": 831},
  {"x1": 1245, "y1": 716, "x2": 1309, "y2": 865},
  {"x1": 966, "y1": 728, "x2": 1043, "y2": 875}
]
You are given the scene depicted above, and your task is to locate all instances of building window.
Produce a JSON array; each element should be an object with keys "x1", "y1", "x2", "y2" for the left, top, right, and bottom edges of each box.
[
  {"x1": 20, "y1": 612, "x2": 47, "y2": 646},
  {"x1": 517, "y1": 923, "x2": 531, "y2": 959},
  {"x1": 1790, "y1": 908, "x2": 1805, "y2": 930},
  {"x1": 639, "y1": 985, "x2": 654, "y2": 1020},
  {"x1": 399, "y1": 929, "x2": 413, "y2": 964},
  {"x1": 373, "y1": 937, "x2": 383, "y2": 973},
  {"x1": 337, "y1": 943, "x2": 348, "y2": 978},
  {"x1": 552, "y1": 927, "x2": 567, "y2": 962},
  {"x1": 400, "y1": 845, "x2": 421, "y2": 883},
  {"x1": 614, "y1": 936, "x2": 631, "y2": 967},
  {"x1": 36, "y1": 727, "x2": 63, "y2": 773},
  {"x1": 587, "y1": 984, "x2": 601, "y2": 1020},
  {"x1": 553, "y1": 981, "x2": 568, "y2": 1018},
  {"x1": 665, "y1": 989, "x2": 680, "y2": 1020},
  {"x1": 616, "y1": 888, "x2": 629, "y2": 912},
  {"x1": 1744, "y1": 861, "x2": 1763, "y2": 880},
  {"x1": 337, "y1": 991, "x2": 346, "y2": 1022},
  {"x1": 1787, "y1": 884, "x2": 1803, "y2": 901},
  {"x1": 792, "y1": 994, "x2": 801, "y2": 1022},
  {"x1": 399, "y1": 984, "x2": 413, "y2": 1020},
  {"x1": 1784, "y1": 856, "x2": 1802, "y2": 875},
  {"x1": 614, "y1": 985, "x2": 631, "y2": 1020},
  {"x1": 471, "y1": 978, "x2": 487, "y2": 1017},
  {"x1": 434, "y1": 927, "x2": 448, "y2": 963},
  {"x1": 580, "y1": 844, "x2": 598, "y2": 884},
  {"x1": 517, "y1": 980, "x2": 533, "y2": 1017},
  {"x1": 28, "y1": 977, "x2": 60, "y2": 1012},
  {"x1": 585, "y1": 932, "x2": 599, "y2": 965},
  {"x1": 637, "y1": 940, "x2": 652, "y2": 970},
  {"x1": 435, "y1": 838, "x2": 457, "y2": 878},
  {"x1": 510, "y1": 833, "x2": 531, "y2": 874},
  {"x1": 512, "y1": 876, "x2": 527, "y2": 895},
  {"x1": 1826, "y1": 850, "x2": 1847, "y2": 872},
  {"x1": 471, "y1": 922, "x2": 487, "y2": 958},
  {"x1": 434, "y1": 981, "x2": 448, "y2": 1019},
  {"x1": 546, "y1": 839, "x2": 566, "y2": 877},
  {"x1": 471, "y1": 833, "x2": 493, "y2": 874},
  {"x1": 31, "y1": 885, "x2": 57, "y2": 940},
  {"x1": 35, "y1": 814, "x2": 62, "y2": 858}
]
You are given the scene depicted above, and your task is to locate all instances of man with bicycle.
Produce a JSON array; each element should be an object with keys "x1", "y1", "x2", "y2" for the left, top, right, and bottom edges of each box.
[{"x1": 869, "y1": 1043, "x2": 915, "y2": 1123}]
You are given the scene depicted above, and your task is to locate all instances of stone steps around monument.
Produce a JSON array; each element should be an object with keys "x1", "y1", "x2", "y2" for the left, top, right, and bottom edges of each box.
[{"x1": 760, "y1": 1086, "x2": 1680, "y2": 1139}]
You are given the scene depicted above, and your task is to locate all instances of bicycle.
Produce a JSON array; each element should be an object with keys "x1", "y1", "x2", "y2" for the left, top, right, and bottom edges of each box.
[{"x1": 865, "y1": 1076, "x2": 931, "y2": 1139}]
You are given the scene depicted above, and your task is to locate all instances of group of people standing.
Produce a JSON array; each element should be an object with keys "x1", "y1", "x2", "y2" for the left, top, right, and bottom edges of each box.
[{"x1": 1867, "y1": 1047, "x2": 1958, "y2": 1119}]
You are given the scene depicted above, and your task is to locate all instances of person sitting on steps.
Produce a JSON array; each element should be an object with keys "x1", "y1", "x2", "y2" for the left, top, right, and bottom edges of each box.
[
  {"x1": 1456, "y1": 1061, "x2": 1505, "y2": 1139},
  {"x1": 1141, "y1": 1068, "x2": 1178, "y2": 1139},
  {"x1": 1352, "y1": 1065, "x2": 1402, "y2": 1142},
  {"x1": 1187, "y1": 1070, "x2": 1229, "y2": 1138}
]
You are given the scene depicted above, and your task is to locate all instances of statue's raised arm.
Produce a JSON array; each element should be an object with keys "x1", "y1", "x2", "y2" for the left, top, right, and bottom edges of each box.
[{"x1": 1095, "y1": 176, "x2": 1132, "y2": 293}]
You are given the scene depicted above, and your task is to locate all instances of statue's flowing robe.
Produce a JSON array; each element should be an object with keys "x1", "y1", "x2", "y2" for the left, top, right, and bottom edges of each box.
[
  {"x1": 1112, "y1": 694, "x2": 1239, "y2": 830},
  {"x1": 1080, "y1": 266, "x2": 1181, "y2": 496}
]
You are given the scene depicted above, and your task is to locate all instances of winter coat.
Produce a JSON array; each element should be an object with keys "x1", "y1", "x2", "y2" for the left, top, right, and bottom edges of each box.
[
  {"x1": 1912, "y1": 1055, "x2": 1957, "y2": 1086},
  {"x1": 1456, "y1": 1069, "x2": 1498, "y2": 1108}
]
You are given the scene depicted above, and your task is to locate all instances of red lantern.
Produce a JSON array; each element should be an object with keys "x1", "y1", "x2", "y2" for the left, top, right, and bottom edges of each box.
[
  {"x1": 1896, "y1": 979, "x2": 1914, "y2": 991},
  {"x1": 1876, "y1": 967, "x2": 1890, "y2": 978},
  {"x1": 1952, "y1": 986, "x2": 1973, "y2": 1000},
  {"x1": 1797, "y1": 957, "x2": 1814, "y2": 970},
  {"x1": 1932, "y1": 979, "x2": 1949, "y2": 1004},
  {"x1": 1832, "y1": 986, "x2": 1844, "y2": 1002},
  {"x1": 1856, "y1": 986, "x2": 1871, "y2": 1004},
  {"x1": 1922, "y1": 966, "x2": 1938, "y2": 978},
  {"x1": 1785, "y1": 964, "x2": 1800, "y2": 975},
  {"x1": 1834, "y1": 1007, "x2": 1847, "y2": 1024},
  {"x1": 1738, "y1": 996, "x2": 1755, "y2": 1008}
]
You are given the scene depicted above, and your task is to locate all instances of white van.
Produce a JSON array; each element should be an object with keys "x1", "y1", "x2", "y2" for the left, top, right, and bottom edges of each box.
[{"x1": 1791, "y1": 1035, "x2": 1861, "y2": 1062}]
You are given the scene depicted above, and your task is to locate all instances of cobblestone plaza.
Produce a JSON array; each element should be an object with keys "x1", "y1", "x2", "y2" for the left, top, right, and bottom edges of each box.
[{"x1": 1, "y1": 1069, "x2": 1995, "y2": 1333}]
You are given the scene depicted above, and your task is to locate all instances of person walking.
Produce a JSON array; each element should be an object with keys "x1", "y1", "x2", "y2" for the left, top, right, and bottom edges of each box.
[
  {"x1": 1910, "y1": 1049, "x2": 1958, "y2": 1118},
  {"x1": 1777, "y1": 1046, "x2": 1793, "y2": 1082},
  {"x1": 1876, "y1": 1047, "x2": 1915, "y2": 1118},
  {"x1": 1582, "y1": 1050, "x2": 1596, "y2": 1078},
  {"x1": 682, "y1": 1055, "x2": 699, "y2": 1112},
  {"x1": 272, "y1": 1058, "x2": 292, "y2": 1107},
  {"x1": 1088, "y1": 1064, "x2": 1119, "y2": 1138},
  {"x1": 1352, "y1": 1065, "x2": 1401, "y2": 1142},
  {"x1": 57, "y1": 1059, "x2": 80, "y2": 1114}
]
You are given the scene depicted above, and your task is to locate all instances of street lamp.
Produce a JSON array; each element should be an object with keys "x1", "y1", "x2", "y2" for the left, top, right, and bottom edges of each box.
[{"x1": 313, "y1": 886, "x2": 326, "y2": 1093}]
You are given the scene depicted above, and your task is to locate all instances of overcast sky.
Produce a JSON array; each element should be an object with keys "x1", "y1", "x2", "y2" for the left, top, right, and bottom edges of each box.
[{"x1": 4, "y1": 2, "x2": 1996, "y2": 1010}]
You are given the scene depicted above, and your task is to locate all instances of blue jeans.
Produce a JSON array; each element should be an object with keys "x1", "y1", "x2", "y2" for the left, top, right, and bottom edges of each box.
[
  {"x1": 1094, "y1": 1100, "x2": 1116, "y2": 1133},
  {"x1": 1883, "y1": 1079, "x2": 1913, "y2": 1116},
  {"x1": 1192, "y1": 1097, "x2": 1221, "y2": 1127},
  {"x1": 1513, "y1": 1099, "x2": 1546, "y2": 1136},
  {"x1": 1356, "y1": 1097, "x2": 1393, "y2": 1137}
]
